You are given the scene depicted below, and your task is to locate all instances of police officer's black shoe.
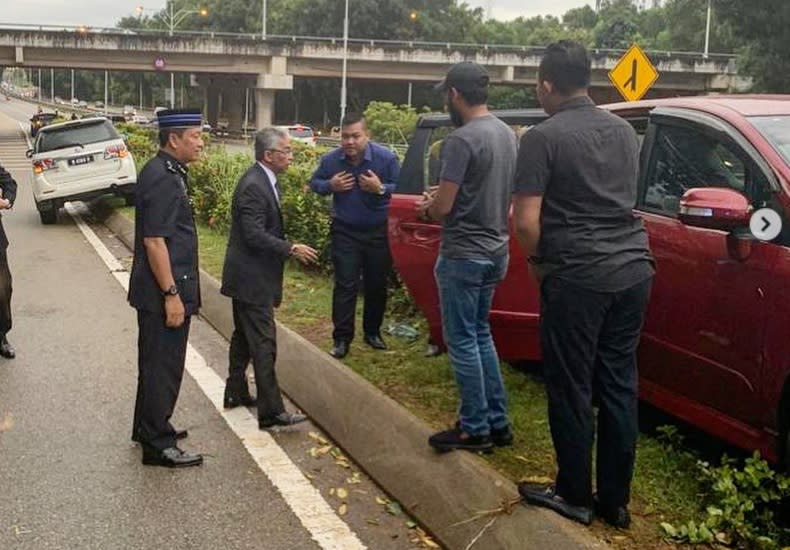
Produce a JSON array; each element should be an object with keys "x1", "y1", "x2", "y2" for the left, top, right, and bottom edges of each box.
[
  {"x1": 0, "y1": 336, "x2": 15, "y2": 359},
  {"x1": 363, "y1": 334, "x2": 387, "y2": 350},
  {"x1": 132, "y1": 429, "x2": 187, "y2": 443},
  {"x1": 223, "y1": 386, "x2": 256, "y2": 409},
  {"x1": 259, "y1": 412, "x2": 308, "y2": 429},
  {"x1": 142, "y1": 445, "x2": 203, "y2": 468},
  {"x1": 330, "y1": 340, "x2": 349, "y2": 359}
]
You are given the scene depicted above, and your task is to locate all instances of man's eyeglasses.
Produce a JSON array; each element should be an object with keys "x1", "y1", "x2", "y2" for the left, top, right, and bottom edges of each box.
[{"x1": 268, "y1": 148, "x2": 293, "y2": 156}]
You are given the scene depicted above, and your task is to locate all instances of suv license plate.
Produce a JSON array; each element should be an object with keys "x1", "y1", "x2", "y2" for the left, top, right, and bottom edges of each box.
[{"x1": 68, "y1": 155, "x2": 94, "y2": 167}]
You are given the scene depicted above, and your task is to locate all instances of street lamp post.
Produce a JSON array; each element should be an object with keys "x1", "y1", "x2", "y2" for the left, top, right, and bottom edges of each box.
[
  {"x1": 261, "y1": 0, "x2": 267, "y2": 40},
  {"x1": 340, "y1": 0, "x2": 349, "y2": 124},
  {"x1": 136, "y1": 2, "x2": 208, "y2": 108},
  {"x1": 703, "y1": 0, "x2": 712, "y2": 58}
]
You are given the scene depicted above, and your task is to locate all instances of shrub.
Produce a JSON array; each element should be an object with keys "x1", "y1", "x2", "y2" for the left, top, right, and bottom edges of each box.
[
  {"x1": 118, "y1": 123, "x2": 157, "y2": 171},
  {"x1": 363, "y1": 101, "x2": 419, "y2": 145},
  {"x1": 188, "y1": 146, "x2": 250, "y2": 232},
  {"x1": 659, "y1": 430, "x2": 790, "y2": 549}
]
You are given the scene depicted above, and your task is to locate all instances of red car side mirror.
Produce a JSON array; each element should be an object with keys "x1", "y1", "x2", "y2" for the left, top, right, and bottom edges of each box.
[{"x1": 678, "y1": 187, "x2": 752, "y2": 231}]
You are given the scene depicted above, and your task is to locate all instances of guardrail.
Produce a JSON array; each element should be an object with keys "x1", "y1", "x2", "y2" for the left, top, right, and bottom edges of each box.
[{"x1": 0, "y1": 22, "x2": 738, "y2": 62}]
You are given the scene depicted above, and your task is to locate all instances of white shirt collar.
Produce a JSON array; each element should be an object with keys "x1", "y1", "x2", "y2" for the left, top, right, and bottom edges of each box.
[{"x1": 257, "y1": 161, "x2": 279, "y2": 202}]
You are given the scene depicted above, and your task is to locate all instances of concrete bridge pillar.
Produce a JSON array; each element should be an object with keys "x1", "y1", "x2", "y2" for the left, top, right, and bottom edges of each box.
[
  {"x1": 206, "y1": 86, "x2": 220, "y2": 128},
  {"x1": 255, "y1": 89, "x2": 276, "y2": 129},
  {"x1": 255, "y1": 56, "x2": 293, "y2": 130},
  {"x1": 223, "y1": 85, "x2": 244, "y2": 131}
]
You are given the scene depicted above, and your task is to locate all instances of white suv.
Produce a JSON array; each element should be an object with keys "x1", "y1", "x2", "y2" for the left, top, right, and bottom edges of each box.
[
  {"x1": 278, "y1": 124, "x2": 317, "y2": 147},
  {"x1": 27, "y1": 117, "x2": 137, "y2": 224}
]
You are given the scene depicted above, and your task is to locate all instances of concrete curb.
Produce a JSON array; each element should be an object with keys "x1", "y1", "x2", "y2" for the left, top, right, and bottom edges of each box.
[{"x1": 96, "y1": 202, "x2": 607, "y2": 550}]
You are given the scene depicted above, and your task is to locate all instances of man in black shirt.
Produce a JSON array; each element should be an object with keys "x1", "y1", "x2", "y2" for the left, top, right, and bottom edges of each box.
[
  {"x1": 513, "y1": 41, "x2": 654, "y2": 527},
  {"x1": 128, "y1": 108, "x2": 205, "y2": 468}
]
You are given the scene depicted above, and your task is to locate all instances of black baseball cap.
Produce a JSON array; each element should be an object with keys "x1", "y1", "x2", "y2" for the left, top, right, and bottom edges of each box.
[{"x1": 434, "y1": 62, "x2": 489, "y2": 93}]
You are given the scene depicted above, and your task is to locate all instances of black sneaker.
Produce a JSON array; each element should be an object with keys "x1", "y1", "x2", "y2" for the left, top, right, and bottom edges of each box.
[
  {"x1": 454, "y1": 421, "x2": 513, "y2": 447},
  {"x1": 428, "y1": 427, "x2": 493, "y2": 453},
  {"x1": 593, "y1": 494, "x2": 631, "y2": 529},
  {"x1": 490, "y1": 424, "x2": 514, "y2": 447}
]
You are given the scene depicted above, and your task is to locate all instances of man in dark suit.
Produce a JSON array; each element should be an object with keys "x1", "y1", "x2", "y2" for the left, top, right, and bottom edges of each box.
[
  {"x1": 0, "y1": 163, "x2": 16, "y2": 359},
  {"x1": 221, "y1": 127, "x2": 318, "y2": 429}
]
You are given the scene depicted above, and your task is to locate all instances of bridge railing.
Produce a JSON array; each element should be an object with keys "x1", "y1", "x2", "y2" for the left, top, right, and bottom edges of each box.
[{"x1": 0, "y1": 22, "x2": 737, "y2": 62}]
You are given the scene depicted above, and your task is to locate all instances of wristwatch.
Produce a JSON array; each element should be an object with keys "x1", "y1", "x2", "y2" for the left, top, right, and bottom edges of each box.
[
  {"x1": 162, "y1": 284, "x2": 179, "y2": 297},
  {"x1": 377, "y1": 185, "x2": 386, "y2": 196}
]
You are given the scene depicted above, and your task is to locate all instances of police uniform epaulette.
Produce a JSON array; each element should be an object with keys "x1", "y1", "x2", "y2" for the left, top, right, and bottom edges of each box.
[{"x1": 165, "y1": 159, "x2": 186, "y2": 176}]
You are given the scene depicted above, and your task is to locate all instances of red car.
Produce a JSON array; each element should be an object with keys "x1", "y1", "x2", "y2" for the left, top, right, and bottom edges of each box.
[{"x1": 389, "y1": 96, "x2": 790, "y2": 464}]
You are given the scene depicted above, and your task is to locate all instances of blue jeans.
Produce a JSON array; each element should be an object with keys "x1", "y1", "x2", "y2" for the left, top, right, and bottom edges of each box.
[{"x1": 434, "y1": 254, "x2": 510, "y2": 436}]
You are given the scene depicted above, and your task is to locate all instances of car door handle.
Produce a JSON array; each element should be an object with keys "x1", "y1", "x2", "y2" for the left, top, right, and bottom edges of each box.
[{"x1": 400, "y1": 222, "x2": 440, "y2": 242}]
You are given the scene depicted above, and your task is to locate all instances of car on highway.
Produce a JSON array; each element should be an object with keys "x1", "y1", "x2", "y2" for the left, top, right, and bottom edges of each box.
[
  {"x1": 278, "y1": 124, "x2": 317, "y2": 147},
  {"x1": 107, "y1": 114, "x2": 128, "y2": 125},
  {"x1": 129, "y1": 114, "x2": 150, "y2": 125},
  {"x1": 389, "y1": 96, "x2": 790, "y2": 466},
  {"x1": 123, "y1": 105, "x2": 136, "y2": 117},
  {"x1": 29, "y1": 112, "x2": 58, "y2": 138},
  {"x1": 26, "y1": 116, "x2": 136, "y2": 224}
]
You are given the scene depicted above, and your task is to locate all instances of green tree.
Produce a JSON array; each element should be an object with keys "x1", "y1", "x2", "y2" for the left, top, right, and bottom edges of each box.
[
  {"x1": 715, "y1": 0, "x2": 789, "y2": 92},
  {"x1": 363, "y1": 101, "x2": 418, "y2": 145}
]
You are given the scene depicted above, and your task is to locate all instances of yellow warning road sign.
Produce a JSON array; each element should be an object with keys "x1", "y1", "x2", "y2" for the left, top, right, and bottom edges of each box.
[{"x1": 608, "y1": 44, "x2": 659, "y2": 102}]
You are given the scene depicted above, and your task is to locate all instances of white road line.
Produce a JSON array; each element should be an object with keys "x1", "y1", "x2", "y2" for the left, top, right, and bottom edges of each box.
[
  {"x1": 64, "y1": 202, "x2": 367, "y2": 550},
  {"x1": 17, "y1": 122, "x2": 32, "y2": 148}
]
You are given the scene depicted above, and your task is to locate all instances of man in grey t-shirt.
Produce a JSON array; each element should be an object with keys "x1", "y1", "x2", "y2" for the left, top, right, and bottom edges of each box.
[{"x1": 417, "y1": 62, "x2": 517, "y2": 453}]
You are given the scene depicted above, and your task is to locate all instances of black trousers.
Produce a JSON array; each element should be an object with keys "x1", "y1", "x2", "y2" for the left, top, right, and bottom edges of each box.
[
  {"x1": 540, "y1": 276, "x2": 653, "y2": 508},
  {"x1": 132, "y1": 310, "x2": 191, "y2": 451},
  {"x1": 227, "y1": 299, "x2": 285, "y2": 420},
  {"x1": 0, "y1": 247, "x2": 12, "y2": 335},
  {"x1": 330, "y1": 221, "x2": 391, "y2": 343}
]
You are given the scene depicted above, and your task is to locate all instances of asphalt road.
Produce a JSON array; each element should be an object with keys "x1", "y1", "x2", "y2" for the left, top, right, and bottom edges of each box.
[{"x1": 0, "y1": 98, "x2": 426, "y2": 550}]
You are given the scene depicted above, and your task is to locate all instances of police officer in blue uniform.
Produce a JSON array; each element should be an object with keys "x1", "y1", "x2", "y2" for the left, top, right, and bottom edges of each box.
[{"x1": 128, "y1": 109, "x2": 204, "y2": 468}]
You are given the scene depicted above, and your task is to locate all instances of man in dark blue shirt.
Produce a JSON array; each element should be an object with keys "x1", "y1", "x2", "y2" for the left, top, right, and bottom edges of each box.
[{"x1": 310, "y1": 113, "x2": 400, "y2": 359}]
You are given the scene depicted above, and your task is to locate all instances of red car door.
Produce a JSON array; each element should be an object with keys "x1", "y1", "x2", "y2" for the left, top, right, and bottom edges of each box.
[{"x1": 636, "y1": 109, "x2": 779, "y2": 435}]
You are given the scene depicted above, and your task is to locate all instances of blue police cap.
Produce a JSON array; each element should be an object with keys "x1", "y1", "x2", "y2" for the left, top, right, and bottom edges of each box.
[{"x1": 156, "y1": 108, "x2": 203, "y2": 129}]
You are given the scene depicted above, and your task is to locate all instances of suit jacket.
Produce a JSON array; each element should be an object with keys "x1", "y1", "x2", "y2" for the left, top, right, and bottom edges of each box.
[
  {"x1": 221, "y1": 164, "x2": 291, "y2": 306},
  {"x1": 0, "y1": 163, "x2": 18, "y2": 250}
]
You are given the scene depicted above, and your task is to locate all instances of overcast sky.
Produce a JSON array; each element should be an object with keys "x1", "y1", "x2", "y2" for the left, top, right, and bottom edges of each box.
[{"x1": 0, "y1": 1, "x2": 594, "y2": 29}]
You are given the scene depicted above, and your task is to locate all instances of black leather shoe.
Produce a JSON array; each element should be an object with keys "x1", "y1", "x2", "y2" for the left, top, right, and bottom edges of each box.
[
  {"x1": 593, "y1": 494, "x2": 631, "y2": 529},
  {"x1": 518, "y1": 483, "x2": 593, "y2": 526},
  {"x1": 0, "y1": 336, "x2": 15, "y2": 359},
  {"x1": 259, "y1": 412, "x2": 308, "y2": 429},
  {"x1": 363, "y1": 334, "x2": 387, "y2": 350},
  {"x1": 331, "y1": 340, "x2": 349, "y2": 359},
  {"x1": 142, "y1": 446, "x2": 203, "y2": 468},
  {"x1": 132, "y1": 429, "x2": 187, "y2": 443},
  {"x1": 223, "y1": 386, "x2": 256, "y2": 409}
]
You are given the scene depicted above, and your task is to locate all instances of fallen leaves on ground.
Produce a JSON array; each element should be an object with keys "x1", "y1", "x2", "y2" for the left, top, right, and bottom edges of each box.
[{"x1": 0, "y1": 413, "x2": 13, "y2": 432}]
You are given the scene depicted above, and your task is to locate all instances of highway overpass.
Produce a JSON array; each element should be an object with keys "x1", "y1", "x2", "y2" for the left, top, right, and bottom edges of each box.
[{"x1": 0, "y1": 24, "x2": 748, "y2": 130}]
